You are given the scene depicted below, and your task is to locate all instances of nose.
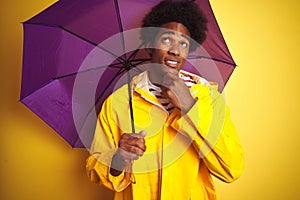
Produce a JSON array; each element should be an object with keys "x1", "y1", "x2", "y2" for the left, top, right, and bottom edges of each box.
[{"x1": 168, "y1": 43, "x2": 180, "y2": 56}]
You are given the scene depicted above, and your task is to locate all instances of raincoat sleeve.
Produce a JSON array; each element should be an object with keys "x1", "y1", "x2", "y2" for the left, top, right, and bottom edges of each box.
[
  {"x1": 170, "y1": 83, "x2": 244, "y2": 183},
  {"x1": 86, "y1": 97, "x2": 133, "y2": 192}
]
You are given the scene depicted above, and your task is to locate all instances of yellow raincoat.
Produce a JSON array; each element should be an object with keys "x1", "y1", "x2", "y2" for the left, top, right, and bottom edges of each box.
[{"x1": 86, "y1": 71, "x2": 244, "y2": 200}]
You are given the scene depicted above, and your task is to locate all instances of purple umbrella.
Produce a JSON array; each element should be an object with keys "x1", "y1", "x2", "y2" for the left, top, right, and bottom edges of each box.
[{"x1": 20, "y1": 0, "x2": 236, "y2": 148}]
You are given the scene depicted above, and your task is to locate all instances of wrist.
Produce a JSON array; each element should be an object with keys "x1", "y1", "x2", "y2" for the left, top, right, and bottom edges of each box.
[
  {"x1": 110, "y1": 152, "x2": 127, "y2": 176},
  {"x1": 181, "y1": 98, "x2": 197, "y2": 114}
]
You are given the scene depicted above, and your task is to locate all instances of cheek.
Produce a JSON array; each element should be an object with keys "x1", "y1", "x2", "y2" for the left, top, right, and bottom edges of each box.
[
  {"x1": 181, "y1": 47, "x2": 189, "y2": 57},
  {"x1": 151, "y1": 49, "x2": 165, "y2": 60}
]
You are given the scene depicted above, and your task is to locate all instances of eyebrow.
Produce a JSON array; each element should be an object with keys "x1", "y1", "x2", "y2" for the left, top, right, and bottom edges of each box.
[{"x1": 159, "y1": 31, "x2": 190, "y2": 41}]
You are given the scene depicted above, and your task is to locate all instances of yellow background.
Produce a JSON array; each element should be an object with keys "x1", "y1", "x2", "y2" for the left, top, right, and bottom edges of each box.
[{"x1": 1, "y1": 0, "x2": 299, "y2": 199}]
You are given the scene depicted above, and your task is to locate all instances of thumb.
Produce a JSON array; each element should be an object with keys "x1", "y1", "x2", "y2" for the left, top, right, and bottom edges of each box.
[{"x1": 138, "y1": 130, "x2": 146, "y2": 138}]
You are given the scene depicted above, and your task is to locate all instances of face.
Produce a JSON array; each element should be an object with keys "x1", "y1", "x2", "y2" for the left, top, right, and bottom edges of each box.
[{"x1": 148, "y1": 22, "x2": 191, "y2": 72}]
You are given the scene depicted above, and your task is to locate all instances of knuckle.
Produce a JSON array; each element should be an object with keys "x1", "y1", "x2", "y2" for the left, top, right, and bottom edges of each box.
[{"x1": 128, "y1": 146, "x2": 136, "y2": 153}]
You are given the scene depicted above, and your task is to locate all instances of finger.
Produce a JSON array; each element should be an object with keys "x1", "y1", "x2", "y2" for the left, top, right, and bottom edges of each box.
[
  {"x1": 121, "y1": 133, "x2": 146, "y2": 146},
  {"x1": 119, "y1": 132, "x2": 147, "y2": 150},
  {"x1": 120, "y1": 152, "x2": 140, "y2": 161},
  {"x1": 163, "y1": 70, "x2": 178, "y2": 79},
  {"x1": 162, "y1": 76, "x2": 174, "y2": 86},
  {"x1": 123, "y1": 131, "x2": 145, "y2": 139},
  {"x1": 119, "y1": 145, "x2": 144, "y2": 159},
  {"x1": 160, "y1": 86, "x2": 172, "y2": 99},
  {"x1": 162, "y1": 72, "x2": 183, "y2": 87},
  {"x1": 123, "y1": 152, "x2": 140, "y2": 161},
  {"x1": 125, "y1": 139, "x2": 146, "y2": 152},
  {"x1": 120, "y1": 141, "x2": 146, "y2": 155}
]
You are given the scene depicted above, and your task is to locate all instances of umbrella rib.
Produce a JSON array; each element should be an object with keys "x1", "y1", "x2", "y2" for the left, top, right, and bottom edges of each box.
[
  {"x1": 126, "y1": 42, "x2": 150, "y2": 70},
  {"x1": 128, "y1": 65, "x2": 144, "y2": 74},
  {"x1": 20, "y1": 79, "x2": 55, "y2": 101},
  {"x1": 23, "y1": 22, "x2": 125, "y2": 63},
  {"x1": 114, "y1": 0, "x2": 127, "y2": 60},
  {"x1": 130, "y1": 58, "x2": 151, "y2": 66},
  {"x1": 127, "y1": 42, "x2": 145, "y2": 61},
  {"x1": 78, "y1": 67, "x2": 126, "y2": 133},
  {"x1": 127, "y1": 48, "x2": 140, "y2": 61},
  {"x1": 59, "y1": 26, "x2": 125, "y2": 63},
  {"x1": 187, "y1": 55, "x2": 236, "y2": 67},
  {"x1": 23, "y1": 67, "x2": 128, "y2": 101},
  {"x1": 53, "y1": 64, "x2": 123, "y2": 80}
]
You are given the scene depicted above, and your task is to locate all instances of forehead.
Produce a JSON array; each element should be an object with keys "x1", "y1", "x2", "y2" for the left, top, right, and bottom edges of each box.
[{"x1": 158, "y1": 22, "x2": 191, "y2": 39}]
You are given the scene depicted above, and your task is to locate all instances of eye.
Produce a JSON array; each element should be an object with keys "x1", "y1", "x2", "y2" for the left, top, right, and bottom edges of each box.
[
  {"x1": 162, "y1": 37, "x2": 171, "y2": 44},
  {"x1": 181, "y1": 41, "x2": 188, "y2": 48}
]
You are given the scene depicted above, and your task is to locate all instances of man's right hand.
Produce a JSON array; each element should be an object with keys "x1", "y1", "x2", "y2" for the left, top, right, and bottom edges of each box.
[{"x1": 110, "y1": 130, "x2": 146, "y2": 176}]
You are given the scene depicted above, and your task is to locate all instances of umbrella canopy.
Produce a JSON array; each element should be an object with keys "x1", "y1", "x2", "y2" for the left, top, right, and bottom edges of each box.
[{"x1": 20, "y1": 0, "x2": 236, "y2": 148}]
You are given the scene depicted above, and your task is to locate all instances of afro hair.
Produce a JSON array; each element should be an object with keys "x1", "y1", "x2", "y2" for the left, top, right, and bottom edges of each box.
[{"x1": 140, "y1": 0, "x2": 208, "y2": 52}]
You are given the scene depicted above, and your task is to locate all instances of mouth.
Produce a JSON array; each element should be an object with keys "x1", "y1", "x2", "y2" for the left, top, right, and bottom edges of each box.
[{"x1": 165, "y1": 59, "x2": 180, "y2": 68}]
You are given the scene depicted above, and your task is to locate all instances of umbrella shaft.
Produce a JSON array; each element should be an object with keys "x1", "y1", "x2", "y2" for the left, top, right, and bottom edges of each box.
[{"x1": 127, "y1": 71, "x2": 135, "y2": 134}]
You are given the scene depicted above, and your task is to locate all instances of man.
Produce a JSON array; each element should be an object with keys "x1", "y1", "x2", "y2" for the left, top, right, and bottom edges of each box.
[{"x1": 86, "y1": 1, "x2": 244, "y2": 199}]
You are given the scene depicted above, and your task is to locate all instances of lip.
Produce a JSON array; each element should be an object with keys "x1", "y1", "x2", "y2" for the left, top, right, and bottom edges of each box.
[{"x1": 164, "y1": 59, "x2": 180, "y2": 68}]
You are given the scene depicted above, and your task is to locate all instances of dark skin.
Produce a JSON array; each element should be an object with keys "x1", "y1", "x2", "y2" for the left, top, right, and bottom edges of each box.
[
  {"x1": 110, "y1": 22, "x2": 196, "y2": 176},
  {"x1": 110, "y1": 131, "x2": 146, "y2": 176}
]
